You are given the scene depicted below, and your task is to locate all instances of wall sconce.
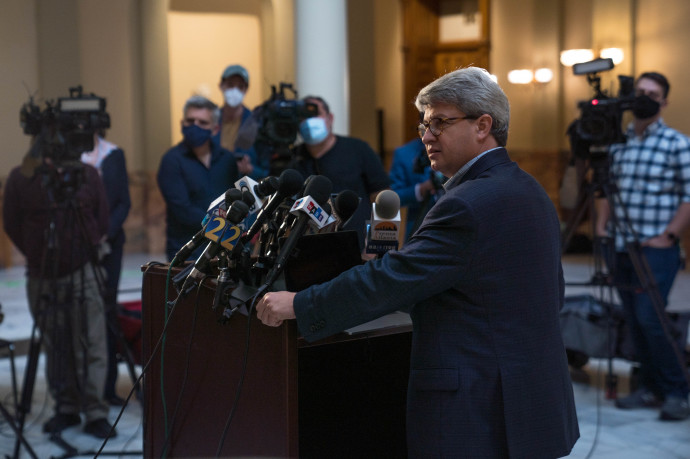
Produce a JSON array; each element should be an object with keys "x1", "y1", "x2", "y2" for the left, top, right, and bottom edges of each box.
[
  {"x1": 507, "y1": 69, "x2": 533, "y2": 84},
  {"x1": 560, "y1": 49, "x2": 595, "y2": 67},
  {"x1": 507, "y1": 68, "x2": 552, "y2": 85}
]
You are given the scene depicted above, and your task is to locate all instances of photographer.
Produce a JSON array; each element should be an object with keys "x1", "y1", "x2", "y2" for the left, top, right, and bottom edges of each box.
[
  {"x1": 595, "y1": 72, "x2": 690, "y2": 421},
  {"x1": 389, "y1": 137, "x2": 443, "y2": 241},
  {"x1": 3, "y1": 142, "x2": 116, "y2": 437}
]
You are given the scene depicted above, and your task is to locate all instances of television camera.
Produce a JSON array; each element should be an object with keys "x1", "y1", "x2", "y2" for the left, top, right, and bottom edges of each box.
[
  {"x1": 568, "y1": 58, "x2": 634, "y2": 159},
  {"x1": 19, "y1": 85, "x2": 110, "y2": 200},
  {"x1": 251, "y1": 82, "x2": 318, "y2": 175}
]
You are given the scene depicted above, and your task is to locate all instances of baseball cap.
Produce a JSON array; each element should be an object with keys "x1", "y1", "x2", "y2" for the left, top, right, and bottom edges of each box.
[{"x1": 221, "y1": 64, "x2": 249, "y2": 85}]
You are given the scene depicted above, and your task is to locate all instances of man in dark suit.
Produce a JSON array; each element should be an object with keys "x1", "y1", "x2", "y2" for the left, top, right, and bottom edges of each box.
[{"x1": 257, "y1": 67, "x2": 579, "y2": 457}]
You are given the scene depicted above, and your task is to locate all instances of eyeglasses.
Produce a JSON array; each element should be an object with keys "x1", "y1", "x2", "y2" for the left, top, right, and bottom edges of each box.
[{"x1": 417, "y1": 116, "x2": 476, "y2": 139}]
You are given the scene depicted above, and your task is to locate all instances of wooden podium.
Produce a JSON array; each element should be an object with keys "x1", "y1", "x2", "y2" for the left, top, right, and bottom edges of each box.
[{"x1": 141, "y1": 263, "x2": 412, "y2": 458}]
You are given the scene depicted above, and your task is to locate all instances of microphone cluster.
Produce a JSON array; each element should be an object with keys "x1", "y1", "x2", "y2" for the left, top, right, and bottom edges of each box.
[{"x1": 170, "y1": 169, "x2": 369, "y2": 318}]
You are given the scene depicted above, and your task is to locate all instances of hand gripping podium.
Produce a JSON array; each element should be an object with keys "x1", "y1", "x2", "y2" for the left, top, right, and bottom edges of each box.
[{"x1": 142, "y1": 232, "x2": 412, "y2": 457}]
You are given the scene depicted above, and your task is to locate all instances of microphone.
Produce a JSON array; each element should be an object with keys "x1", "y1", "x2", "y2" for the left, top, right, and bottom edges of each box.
[
  {"x1": 172, "y1": 188, "x2": 245, "y2": 267},
  {"x1": 332, "y1": 189, "x2": 360, "y2": 231},
  {"x1": 178, "y1": 200, "x2": 250, "y2": 296},
  {"x1": 242, "y1": 168, "x2": 304, "y2": 243},
  {"x1": 260, "y1": 175, "x2": 332, "y2": 291},
  {"x1": 365, "y1": 189, "x2": 401, "y2": 257},
  {"x1": 235, "y1": 175, "x2": 280, "y2": 215}
]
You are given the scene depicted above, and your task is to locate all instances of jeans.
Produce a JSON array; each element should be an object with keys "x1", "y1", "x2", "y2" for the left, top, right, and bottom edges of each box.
[{"x1": 614, "y1": 246, "x2": 688, "y2": 398}]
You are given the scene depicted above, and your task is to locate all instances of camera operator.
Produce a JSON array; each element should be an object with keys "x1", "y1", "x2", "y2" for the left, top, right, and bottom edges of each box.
[
  {"x1": 389, "y1": 137, "x2": 443, "y2": 241},
  {"x1": 594, "y1": 72, "x2": 690, "y2": 421},
  {"x1": 3, "y1": 143, "x2": 116, "y2": 438},
  {"x1": 289, "y1": 95, "x2": 390, "y2": 251}
]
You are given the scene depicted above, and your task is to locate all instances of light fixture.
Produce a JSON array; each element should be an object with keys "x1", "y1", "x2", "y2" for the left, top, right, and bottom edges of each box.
[
  {"x1": 600, "y1": 47, "x2": 624, "y2": 65},
  {"x1": 560, "y1": 49, "x2": 595, "y2": 67},
  {"x1": 534, "y1": 68, "x2": 553, "y2": 83},
  {"x1": 507, "y1": 69, "x2": 534, "y2": 85}
]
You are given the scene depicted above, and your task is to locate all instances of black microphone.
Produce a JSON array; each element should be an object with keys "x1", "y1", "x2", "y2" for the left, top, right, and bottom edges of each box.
[
  {"x1": 243, "y1": 168, "x2": 304, "y2": 243},
  {"x1": 260, "y1": 175, "x2": 332, "y2": 291},
  {"x1": 333, "y1": 189, "x2": 360, "y2": 231},
  {"x1": 179, "y1": 200, "x2": 250, "y2": 296}
]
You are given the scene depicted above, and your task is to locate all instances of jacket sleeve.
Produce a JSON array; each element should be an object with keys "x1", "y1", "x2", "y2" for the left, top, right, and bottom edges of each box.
[
  {"x1": 294, "y1": 193, "x2": 476, "y2": 342},
  {"x1": 157, "y1": 152, "x2": 207, "y2": 228},
  {"x1": 389, "y1": 147, "x2": 419, "y2": 207},
  {"x1": 2, "y1": 169, "x2": 26, "y2": 254},
  {"x1": 102, "y1": 149, "x2": 131, "y2": 239}
]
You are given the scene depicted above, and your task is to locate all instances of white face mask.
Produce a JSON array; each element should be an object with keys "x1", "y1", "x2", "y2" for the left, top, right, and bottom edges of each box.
[
  {"x1": 224, "y1": 88, "x2": 245, "y2": 107},
  {"x1": 299, "y1": 117, "x2": 329, "y2": 145}
]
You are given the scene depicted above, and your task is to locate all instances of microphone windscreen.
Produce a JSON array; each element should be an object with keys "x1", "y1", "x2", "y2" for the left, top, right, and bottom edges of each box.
[
  {"x1": 375, "y1": 190, "x2": 401, "y2": 219},
  {"x1": 256, "y1": 176, "x2": 280, "y2": 197},
  {"x1": 304, "y1": 175, "x2": 332, "y2": 205},
  {"x1": 225, "y1": 188, "x2": 243, "y2": 204},
  {"x1": 334, "y1": 190, "x2": 359, "y2": 222},
  {"x1": 241, "y1": 190, "x2": 256, "y2": 207},
  {"x1": 227, "y1": 200, "x2": 250, "y2": 224},
  {"x1": 278, "y1": 168, "x2": 304, "y2": 196}
]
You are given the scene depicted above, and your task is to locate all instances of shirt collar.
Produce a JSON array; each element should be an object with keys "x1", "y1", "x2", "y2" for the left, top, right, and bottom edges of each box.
[
  {"x1": 626, "y1": 118, "x2": 665, "y2": 139},
  {"x1": 443, "y1": 147, "x2": 502, "y2": 190}
]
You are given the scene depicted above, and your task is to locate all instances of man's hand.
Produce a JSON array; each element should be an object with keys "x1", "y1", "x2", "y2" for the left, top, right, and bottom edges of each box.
[
  {"x1": 643, "y1": 234, "x2": 677, "y2": 248},
  {"x1": 236, "y1": 154, "x2": 254, "y2": 176},
  {"x1": 256, "y1": 291, "x2": 297, "y2": 327},
  {"x1": 417, "y1": 178, "x2": 436, "y2": 200}
]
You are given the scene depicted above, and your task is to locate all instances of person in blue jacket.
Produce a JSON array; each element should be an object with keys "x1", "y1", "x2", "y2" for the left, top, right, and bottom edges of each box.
[
  {"x1": 256, "y1": 67, "x2": 580, "y2": 458},
  {"x1": 158, "y1": 95, "x2": 239, "y2": 262},
  {"x1": 389, "y1": 137, "x2": 444, "y2": 240}
]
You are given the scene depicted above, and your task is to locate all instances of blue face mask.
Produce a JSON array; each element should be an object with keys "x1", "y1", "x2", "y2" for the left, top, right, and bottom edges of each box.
[
  {"x1": 299, "y1": 117, "x2": 329, "y2": 145},
  {"x1": 182, "y1": 124, "x2": 213, "y2": 148}
]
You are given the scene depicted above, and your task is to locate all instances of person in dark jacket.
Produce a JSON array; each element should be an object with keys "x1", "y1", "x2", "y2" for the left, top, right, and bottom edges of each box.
[
  {"x1": 82, "y1": 133, "x2": 131, "y2": 405},
  {"x1": 4, "y1": 145, "x2": 116, "y2": 439},
  {"x1": 256, "y1": 67, "x2": 580, "y2": 458}
]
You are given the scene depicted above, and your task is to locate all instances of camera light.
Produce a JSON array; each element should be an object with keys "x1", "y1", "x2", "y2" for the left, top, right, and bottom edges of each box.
[
  {"x1": 600, "y1": 47, "x2": 624, "y2": 65},
  {"x1": 560, "y1": 49, "x2": 595, "y2": 67}
]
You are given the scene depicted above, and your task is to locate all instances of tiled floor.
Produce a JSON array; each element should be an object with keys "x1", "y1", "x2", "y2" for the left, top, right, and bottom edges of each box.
[{"x1": 0, "y1": 253, "x2": 688, "y2": 458}]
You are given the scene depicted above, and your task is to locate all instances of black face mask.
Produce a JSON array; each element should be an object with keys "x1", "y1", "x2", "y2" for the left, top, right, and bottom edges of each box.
[{"x1": 632, "y1": 94, "x2": 661, "y2": 119}]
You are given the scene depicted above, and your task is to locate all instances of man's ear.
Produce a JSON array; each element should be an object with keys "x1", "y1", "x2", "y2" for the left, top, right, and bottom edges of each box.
[{"x1": 475, "y1": 114, "x2": 493, "y2": 140}]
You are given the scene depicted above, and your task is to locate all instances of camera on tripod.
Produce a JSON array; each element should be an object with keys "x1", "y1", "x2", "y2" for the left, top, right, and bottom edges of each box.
[
  {"x1": 20, "y1": 85, "x2": 110, "y2": 163},
  {"x1": 569, "y1": 58, "x2": 634, "y2": 158}
]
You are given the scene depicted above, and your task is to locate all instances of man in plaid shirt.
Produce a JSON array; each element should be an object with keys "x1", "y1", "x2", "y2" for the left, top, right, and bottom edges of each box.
[{"x1": 596, "y1": 71, "x2": 690, "y2": 421}]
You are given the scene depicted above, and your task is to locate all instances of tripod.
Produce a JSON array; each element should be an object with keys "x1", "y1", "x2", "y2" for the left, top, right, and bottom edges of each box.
[
  {"x1": 561, "y1": 147, "x2": 688, "y2": 398},
  {"x1": 10, "y1": 164, "x2": 141, "y2": 458}
]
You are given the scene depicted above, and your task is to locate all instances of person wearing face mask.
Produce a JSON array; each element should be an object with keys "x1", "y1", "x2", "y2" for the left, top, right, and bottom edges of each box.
[
  {"x1": 157, "y1": 95, "x2": 239, "y2": 262},
  {"x1": 213, "y1": 64, "x2": 267, "y2": 180},
  {"x1": 595, "y1": 72, "x2": 690, "y2": 421},
  {"x1": 289, "y1": 95, "x2": 390, "y2": 250}
]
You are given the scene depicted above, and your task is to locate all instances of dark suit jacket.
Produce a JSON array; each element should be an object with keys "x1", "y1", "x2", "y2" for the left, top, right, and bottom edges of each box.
[{"x1": 294, "y1": 148, "x2": 579, "y2": 458}]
